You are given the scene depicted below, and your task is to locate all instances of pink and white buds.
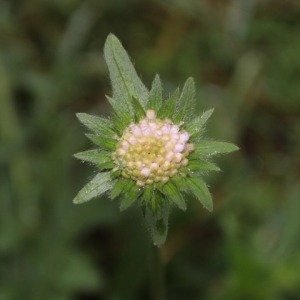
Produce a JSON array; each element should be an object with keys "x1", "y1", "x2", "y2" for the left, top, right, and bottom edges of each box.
[{"x1": 112, "y1": 110, "x2": 195, "y2": 186}]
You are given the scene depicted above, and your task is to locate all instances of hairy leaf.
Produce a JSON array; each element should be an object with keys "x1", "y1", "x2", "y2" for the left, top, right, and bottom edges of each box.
[
  {"x1": 194, "y1": 140, "x2": 239, "y2": 157},
  {"x1": 132, "y1": 96, "x2": 146, "y2": 122},
  {"x1": 187, "y1": 160, "x2": 220, "y2": 172},
  {"x1": 120, "y1": 184, "x2": 141, "y2": 211},
  {"x1": 185, "y1": 176, "x2": 213, "y2": 211},
  {"x1": 110, "y1": 169, "x2": 121, "y2": 178},
  {"x1": 73, "y1": 172, "x2": 114, "y2": 204},
  {"x1": 111, "y1": 113, "x2": 129, "y2": 136},
  {"x1": 74, "y1": 149, "x2": 111, "y2": 165},
  {"x1": 85, "y1": 134, "x2": 117, "y2": 151},
  {"x1": 157, "y1": 88, "x2": 180, "y2": 119},
  {"x1": 174, "y1": 77, "x2": 195, "y2": 123},
  {"x1": 104, "y1": 34, "x2": 148, "y2": 113},
  {"x1": 170, "y1": 175, "x2": 188, "y2": 192},
  {"x1": 160, "y1": 181, "x2": 186, "y2": 210},
  {"x1": 147, "y1": 74, "x2": 163, "y2": 111},
  {"x1": 76, "y1": 113, "x2": 114, "y2": 136},
  {"x1": 106, "y1": 96, "x2": 133, "y2": 125},
  {"x1": 111, "y1": 178, "x2": 132, "y2": 200},
  {"x1": 143, "y1": 193, "x2": 169, "y2": 247},
  {"x1": 185, "y1": 109, "x2": 214, "y2": 141},
  {"x1": 142, "y1": 184, "x2": 154, "y2": 203},
  {"x1": 97, "y1": 161, "x2": 115, "y2": 169}
]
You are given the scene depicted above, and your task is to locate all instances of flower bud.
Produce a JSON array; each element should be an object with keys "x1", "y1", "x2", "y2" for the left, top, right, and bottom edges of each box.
[{"x1": 146, "y1": 110, "x2": 156, "y2": 120}]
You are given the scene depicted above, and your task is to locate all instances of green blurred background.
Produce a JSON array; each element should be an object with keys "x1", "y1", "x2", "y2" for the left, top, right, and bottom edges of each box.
[{"x1": 1, "y1": 0, "x2": 300, "y2": 299}]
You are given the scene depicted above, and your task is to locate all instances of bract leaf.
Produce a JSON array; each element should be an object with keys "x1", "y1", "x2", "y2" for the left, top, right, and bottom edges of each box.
[
  {"x1": 97, "y1": 161, "x2": 115, "y2": 169},
  {"x1": 85, "y1": 134, "x2": 117, "y2": 151},
  {"x1": 159, "y1": 181, "x2": 186, "y2": 210},
  {"x1": 104, "y1": 34, "x2": 149, "y2": 112},
  {"x1": 111, "y1": 178, "x2": 131, "y2": 200},
  {"x1": 132, "y1": 96, "x2": 146, "y2": 122},
  {"x1": 143, "y1": 193, "x2": 170, "y2": 247},
  {"x1": 120, "y1": 184, "x2": 141, "y2": 211},
  {"x1": 194, "y1": 141, "x2": 239, "y2": 157},
  {"x1": 170, "y1": 175, "x2": 188, "y2": 192},
  {"x1": 147, "y1": 74, "x2": 163, "y2": 111},
  {"x1": 111, "y1": 113, "x2": 128, "y2": 137},
  {"x1": 76, "y1": 113, "x2": 114, "y2": 136},
  {"x1": 74, "y1": 151, "x2": 114, "y2": 169},
  {"x1": 73, "y1": 172, "x2": 114, "y2": 204},
  {"x1": 157, "y1": 88, "x2": 180, "y2": 119},
  {"x1": 142, "y1": 184, "x2": 154, "y2": 203},
  {"x1": 110, "y1": 169, "x2": 121, "y2": 178},
  {"x1": 185, "y1": 176, "x2": 213, "y2": 211},
  {"x1": 174, "y1": 77, "x2": 195, "y2": 123},
  {"x1": 185, "y1": 109, "x2": 214, "y2": 141},
  {"x1": 106, "y1": 96, "x2": 133, "y2": 126},
  {"x1": 74, "y1": 149, "x2": 111, "y2": 165},
  {"x1": 187, "y1": 160, "x2": 220, "y2": 172}
]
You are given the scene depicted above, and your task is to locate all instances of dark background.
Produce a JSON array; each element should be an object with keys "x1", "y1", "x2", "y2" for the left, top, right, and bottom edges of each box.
[{"x1": 1, "y1": 0, "x2": 300, "y2": 299}]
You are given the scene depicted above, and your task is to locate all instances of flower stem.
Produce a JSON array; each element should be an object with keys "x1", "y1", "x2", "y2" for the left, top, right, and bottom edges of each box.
[{"x1": 150, "y1": 245, "x2": 165, "y2": 300}]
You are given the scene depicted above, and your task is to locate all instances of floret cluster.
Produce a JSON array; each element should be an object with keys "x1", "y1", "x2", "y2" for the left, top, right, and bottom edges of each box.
[{"x1": 112, "y1": 110, "x2": 195, "y2": 186}]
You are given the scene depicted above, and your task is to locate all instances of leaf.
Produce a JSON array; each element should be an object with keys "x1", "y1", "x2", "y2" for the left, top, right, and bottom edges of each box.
[
  {"x1": 104, "y1": 34, "x2": 149, "y2": 114},
  {"x1": 85, "y1": 134, "x2": 117, "y2": 151},
  {"x1": 120, "y1": 184, "x2": 142, "y2": 211},
  {"x1": 111, "y1": 113, "x2": 129, "y2": 136},
  {"x1": 73, "y1": 172, "x2": 114, "y2": 204},
  {"x1": 132, "y1": 96, "x2": 146, "y2": 122},
  {"x1": 74, "y1": 149, "x2": 111, "y2": 165},
  {"x1": 76, "y1": 113, "x2": 114, "y2": 137},
  {"x1": 120, "y1": 178, "x2": 136, "y2": 194},
  {"x1": 187, "y1": 160, "x2": 220, "y2": 172},
  {"x1": 142, "y1": 192, "x2": 170, "y2": 247},
  {"x1": 111, "y1": 178, "x2": 135, "y2": 200},
  {"x1": 147, "y1": 74, "x2": 163, "y2": 111},
  {"x1": 110, "y1": 169, "x2": 121, "y2": 178},
  {"x1": 111, "y1": 178, "x2": 130, "y2": 199},
  {"x1": 185, "y1": 176, "x2": 213, "y2": 211},
  {"x1": 142, "y1": 184, "x2": 154, "y2": 203},
  {"x1": 159, "y1": 181, "x2": 186, "y2": 210},
  {"x1": 193, "y1": 140, "x2": 239, "y2": 157},
  {"x1": 185, "y1": 109, "x2": 214, "y2": 141},
  {"x1": 157, "y1": 88, "x2": 180, "y2": 119},
  {"x1": 174, "y1": 77, "x2": 195, "y2": 123},
  {"x1": 106, "y1": 96, "x2": 133, "y2": 126},
  {"x1": 170, "y1": 175, "x2": 188, "y2": 192},
  {"x1": 97, "y1": 161, "x2": 115, "y2": 169}
]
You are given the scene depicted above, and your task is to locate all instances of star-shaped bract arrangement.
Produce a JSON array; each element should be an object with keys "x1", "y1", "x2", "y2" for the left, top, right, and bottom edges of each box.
[{"x1": 73, "y1": 34, "x2": 239, "y2": 247}]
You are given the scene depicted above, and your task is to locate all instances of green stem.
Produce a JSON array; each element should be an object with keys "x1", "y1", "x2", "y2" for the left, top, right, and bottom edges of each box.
[{"x1": 150, "y1": 245, "x2": 165, "y2": 300}]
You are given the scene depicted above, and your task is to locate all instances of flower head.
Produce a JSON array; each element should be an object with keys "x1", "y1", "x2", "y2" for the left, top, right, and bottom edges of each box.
[
  {"x1": 112, "y1": 110, "x2": 194, "y2": 187},
  {"x1": 73, "y1": 34, "x2": 239, "y2": 246}
]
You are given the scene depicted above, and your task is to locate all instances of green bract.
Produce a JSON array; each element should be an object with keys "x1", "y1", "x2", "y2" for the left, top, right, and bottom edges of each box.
[{"x1": 73, "y1": 34, "x2": 239, "y2": 247}]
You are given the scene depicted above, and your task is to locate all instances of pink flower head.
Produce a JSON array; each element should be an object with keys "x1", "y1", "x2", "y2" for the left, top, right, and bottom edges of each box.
[{"x1": 113, "y1": 115, "x2": 194, "y2": 186}]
